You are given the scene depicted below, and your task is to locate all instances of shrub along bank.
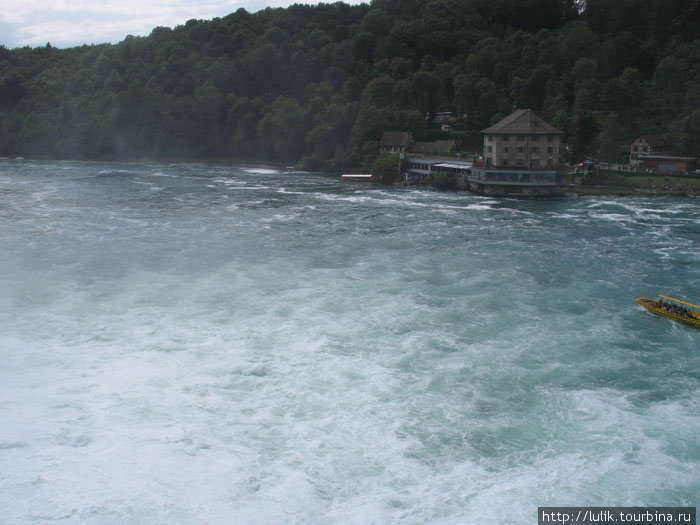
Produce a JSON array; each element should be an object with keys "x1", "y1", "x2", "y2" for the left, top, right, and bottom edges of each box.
[{"x1": 578, "y1": 169, "x2": 700, "y2": 196}]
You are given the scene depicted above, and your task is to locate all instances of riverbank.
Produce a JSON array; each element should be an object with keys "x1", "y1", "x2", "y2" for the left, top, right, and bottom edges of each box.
[
  {"x1": 571, "y1": 170, "x2": 700, "y2": 197},
  {"x1": 399, "y1": 170, "x2": 699, "y2": 197}
]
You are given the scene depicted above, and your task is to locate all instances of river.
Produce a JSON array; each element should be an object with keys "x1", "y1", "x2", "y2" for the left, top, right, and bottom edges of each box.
[{"x1": 1, "y1": 160, "x2": 698, "y2": 523}]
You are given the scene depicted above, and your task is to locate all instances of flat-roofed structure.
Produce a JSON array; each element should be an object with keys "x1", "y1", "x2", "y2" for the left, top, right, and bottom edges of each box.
[
  {"x1": 637, "y1": 155, "x2": 696, "y2": 173},
  {"x1": 404, "y1": 158, "x2": 472, "y2": 184},
  {"x1": 467, "y1": 167, "x2": 569, "y2": 196}
]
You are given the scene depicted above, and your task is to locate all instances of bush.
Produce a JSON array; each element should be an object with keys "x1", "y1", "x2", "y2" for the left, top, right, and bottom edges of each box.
[
  {"x1": 429, "y1": 171, "x2": 457, "y2": 190},
  {"x1": 371, "y1": 154, "x2": 401, "y2": 185}
]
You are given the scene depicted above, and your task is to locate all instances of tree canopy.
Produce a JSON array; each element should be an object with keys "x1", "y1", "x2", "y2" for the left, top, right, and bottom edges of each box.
[{"x1": 0, "y1": 0, "x2": 698, "y2": 168}]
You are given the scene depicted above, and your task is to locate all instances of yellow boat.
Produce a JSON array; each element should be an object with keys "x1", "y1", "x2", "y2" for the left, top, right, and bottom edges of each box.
[{"x1": 636, "y1": 295, "x2": 700, "y2": 329}]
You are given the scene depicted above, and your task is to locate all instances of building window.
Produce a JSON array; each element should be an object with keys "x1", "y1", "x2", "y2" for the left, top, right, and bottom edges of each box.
[
  {"x1": 547, "y1": 147, "x2": 553, "y2": 154},
  {"x1": 503, "y1": 135, "x2": 509, "y2": 141},
  {"x1": 517, "y1": 135, "x2": 525, "y2": 142},
  {"x1": 547, "y1": 158, "x2": 553, "y2": 167},
  {"x1": 643, "y1": 146, "x2": 648, "y2": 151},
  {"x1": 488, "y1": 135, "x2": 493, "y2": 141},
  {"x1": 633, "y1": 146, "x2": 638, "y2": 152},
  {"x1": 531, "y1": 135, "x2": 539, "y2": 142},
  {"x1": 504, "y1": 147, "x2": 509, "y2": 153},
  {"x1": 503, "y1": 158, "x2": 509, "y2": 166},
  {"x1": 547, "y1": 135, "x2": 554, "y2": 142},
  {"x1": 516, "y1": 159, "x2": 523, "y2": 166},
  {"x1": 518, "y1": 146, "x2": 523, "y2": 153},
  {"x1": 531, "y1": 147, "x2": 539, "y2": 153},
  {"x1": 487, "y1": 145, "x2": 492, "y2": 153}
]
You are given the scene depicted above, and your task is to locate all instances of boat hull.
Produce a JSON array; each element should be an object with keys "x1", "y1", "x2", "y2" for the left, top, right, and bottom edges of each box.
[
  {"x1": 339, "y1": 174, "x2": 379, "y2": 182},
  {"x1": 636, "y1": 297, "x2": 700, "y2": 329}
]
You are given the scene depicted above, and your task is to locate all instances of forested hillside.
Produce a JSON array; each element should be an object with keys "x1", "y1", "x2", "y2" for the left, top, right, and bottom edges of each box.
[{"x1": 0, "y1": 0, "x2": 699, "y2": 169}]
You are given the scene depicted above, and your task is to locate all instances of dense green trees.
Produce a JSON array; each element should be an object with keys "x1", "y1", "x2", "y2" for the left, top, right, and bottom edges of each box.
[
  {"x1": 371, "y1": 153, "x2": 401, "y2": 184},
  {"x1": 429, "y1": 170, "x2": 457, "y2": 190},
  {"x1": 0, "y1": 0, "x2": 698, "y2": 168}
]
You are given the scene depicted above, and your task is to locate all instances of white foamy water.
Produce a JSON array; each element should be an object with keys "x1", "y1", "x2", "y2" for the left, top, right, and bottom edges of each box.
[{"x1": 1, "y1": 160, "x2": 699, "y2": 524}]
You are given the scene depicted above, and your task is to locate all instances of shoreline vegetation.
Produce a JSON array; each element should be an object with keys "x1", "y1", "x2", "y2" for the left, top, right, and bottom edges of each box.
[
  {"x1": 1, "y1": 1, "x2": 699, "y2": 172},
  {"x1": 571, "y1": 169, "x2": 700, "y2": 197}
]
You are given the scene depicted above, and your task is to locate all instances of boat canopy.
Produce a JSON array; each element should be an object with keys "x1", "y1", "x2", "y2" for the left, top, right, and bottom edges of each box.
[{"x1": 658, "y1": 295, "x2": 700, "y2": 310}]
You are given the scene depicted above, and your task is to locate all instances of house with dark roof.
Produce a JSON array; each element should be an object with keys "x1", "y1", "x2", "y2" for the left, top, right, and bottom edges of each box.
[
  {"x1": 409, "y1": 140, "x2": 456, "y2": 155},
  {"x1": 628, "y1": 134, "x2": 696, "y2": 172},
  {"x1": 379, "y1": 132, "x2": 414, "y2": 154},
  {"x1": 379, "y1": 132, "x2": 456, "y2": 156},
  {"x1": 629, "y1": 135, "x2": 675, "y2": 167}
]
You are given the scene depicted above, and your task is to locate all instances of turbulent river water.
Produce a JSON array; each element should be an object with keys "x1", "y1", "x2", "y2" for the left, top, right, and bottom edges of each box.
[{"x1": 1, "y1": 160, "x2": 698, "y2": 524}]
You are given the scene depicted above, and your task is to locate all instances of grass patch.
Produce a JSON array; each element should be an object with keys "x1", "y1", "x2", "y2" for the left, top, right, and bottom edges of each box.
[{"x1": 579, "y1": 170, "x2": 700, "y2": 196}]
